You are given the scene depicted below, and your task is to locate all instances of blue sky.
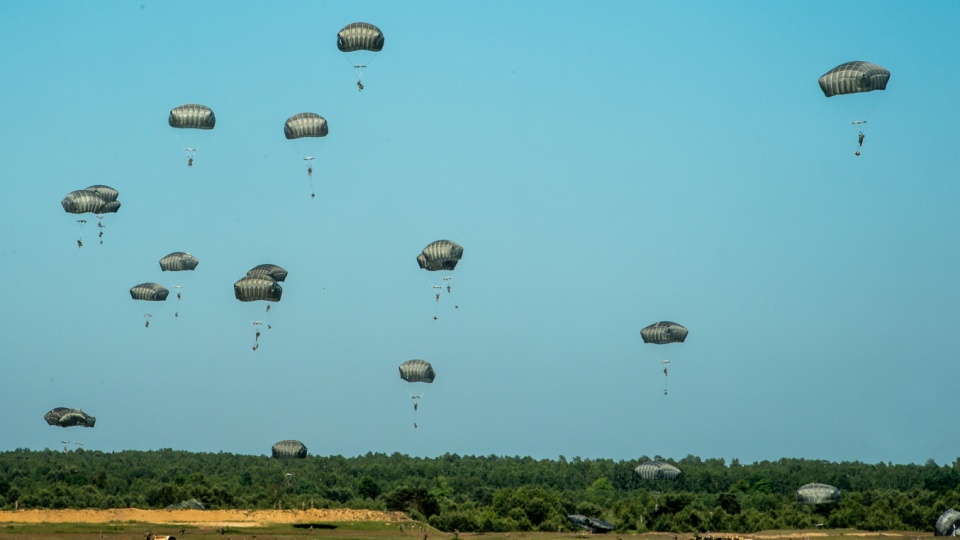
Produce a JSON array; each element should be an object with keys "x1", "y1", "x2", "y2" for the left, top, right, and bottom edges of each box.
[{"x1": 1, "y1": 1, "x2": 958, "y2": 466}]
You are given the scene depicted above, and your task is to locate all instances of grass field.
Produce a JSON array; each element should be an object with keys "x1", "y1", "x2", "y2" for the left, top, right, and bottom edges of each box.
[{"x1": 0, "y1": 524, "x2": 935, "y2": 540}]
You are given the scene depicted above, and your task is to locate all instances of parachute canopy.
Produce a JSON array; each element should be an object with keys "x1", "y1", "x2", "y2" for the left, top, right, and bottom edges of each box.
[
  {"x1": 44, "y1": 407, "x2": 96, "y2": 428},
  {"x1": 61, "y1": 189, "x2": 107, "y2": 215},
  {"x1": 247, "y1": 264, "x2": 288, "y2": 282},
  {"x1": 234, "y1": 275, "x2": 282, "y2": 302},
  {"x1": 568, "y1": 515, "x2": 614, "y2": 534},
  {"x1": 640, "y1": 321, "x2": 688, "y2": 344},
  {"x1": 796, "y1": 483, "x2": 841, "y2": 505},
  {"x1": 819, "y1": 61, "x2": 890, "y2": 98},
  {"x1": 337, "y1": 22, "x2": 384, "y2": 52},
  {"x1": 169, "y1": 103, "x2": 216, "y2": 129},
  {"x1": 284, "y1": 113, "x2": 329, "y2": 140},
  {"x1": 936, "y1": 509, "x2": 960, "y2": 536},
  {"x1": 635, "y1": 460, "x2": 681, "y2": 480},
  {"x1": 271, "y1": 439, "x2": 308, "y2": 459},
  {"x1": 160, "y1": 252, "x2": 200, "y2": 272},
  {"x1": 399, "y1": 359, "x2": 436, "y2": 383},
  {"x1": 130, "y1": 283, "x2": 170, "y2": 301},
  {"x1": 417, "y1": 240, "x2": 463, "y2": 271}
]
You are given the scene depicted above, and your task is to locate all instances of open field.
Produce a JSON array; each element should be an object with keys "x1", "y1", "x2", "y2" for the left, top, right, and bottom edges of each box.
[{"x1": 0, "y1": 512, "x2": 935, "y2": 540}]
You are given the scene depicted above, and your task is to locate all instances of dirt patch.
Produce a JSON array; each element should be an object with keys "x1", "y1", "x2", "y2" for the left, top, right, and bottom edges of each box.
[{"x1": 0, "y1": 508, "x2": 407, "y2": 528}]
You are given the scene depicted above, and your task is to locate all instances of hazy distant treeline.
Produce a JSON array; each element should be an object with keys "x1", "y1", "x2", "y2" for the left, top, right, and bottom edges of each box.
[{"x1": 1, "y1": 449, "x2": 958, "y2": 533}]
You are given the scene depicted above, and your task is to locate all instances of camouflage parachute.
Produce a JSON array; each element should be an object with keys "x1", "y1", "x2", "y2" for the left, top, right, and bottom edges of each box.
[
  {"x1": 936, "y1": 509, "x2": 960, "y2": 536},
  {"x1": 337, "y1": 22, "x2": 385, "y2": 52},
  {"x1": 417, "y1": 240, "x2": 463, "y2": 271},
  {"x1": 247, "y1": 264, "x2": 288, "y2": 282},
  {"x1": 284, "y1": 113, "x2": 328, "y2": 139},
  {"x1": 234, "y1": 275, "x2": 282, "y2": 302},
  {"x1": 169, "y1": 103, "x2": 216, "y2": 129},
  {"x1": 271, "y1": 439, "x2": 308, "y2": 459},
  {"x1": 634, "y1": 460, "x2": 681, "y2": 480},
  {"x1": 399, "y1": 359, "x2": 436, "y2": 383},
  {"x1": 568, "y1": 515, "x2": 614, "y2": 534},
  {"x1": 61, "y1": 189, "x2": 107, "y2": 215},
  {"x1": 159, "y1": 252, "x2": 200, "y2": 272},
  {"x1": 129, "y1": 283, "x2": 170, "y2": 301},
  {"x1": 640, "y1": 321, "x2": 688, "y2": 344},
  {"x1": 819, "y1": 61, "x2": 890, "y2": 98},
  {"x1": 796, "y1": 483, "x2": 841, "y2": 505},
  {"x1": 44, "y1": 407, "x2": 96, "y2": 428}
]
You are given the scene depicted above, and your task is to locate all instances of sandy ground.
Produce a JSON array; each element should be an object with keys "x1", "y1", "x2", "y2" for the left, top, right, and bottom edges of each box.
[{"x1": 0, "y1": 508, "x2": 407, "y2": 527}]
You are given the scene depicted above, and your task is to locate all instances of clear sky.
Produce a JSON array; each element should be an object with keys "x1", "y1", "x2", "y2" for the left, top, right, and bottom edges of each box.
[{"x1": 1, "y1": 1, "x2": 958, "y2": 466}]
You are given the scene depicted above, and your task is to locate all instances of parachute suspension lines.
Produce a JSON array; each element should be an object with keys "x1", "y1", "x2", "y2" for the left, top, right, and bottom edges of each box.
[
  {"x1": 75, "y1": 219, "x2": 87, "y2": 249},
  {"x1": 660, "y1": 359, "x2": 671, "y2": 396}
]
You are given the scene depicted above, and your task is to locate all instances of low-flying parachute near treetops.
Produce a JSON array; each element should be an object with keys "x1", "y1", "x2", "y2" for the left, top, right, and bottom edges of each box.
[
  {"x1": 271, "y1": 439, "x2": 308, "y2": 459},
  {"x1": 44, "y1": 407, "x2": 96, "y2": 428},
  {"x1": 235, "y1": 272, "x2": 283, "y2": 351},
  {"x1": 399, "y1": 359, "x2": 436, "y2": 429},
  {"x1": 130, "y1": 283, "x2": 169, "y2": 327},
  {"x1": 818, "y1": 61, "x2": 890, "y2": 156},
  {"x1": 634, "y1": 460, "x2": 682, "y2": 481},
  {"x1": 936, "y1": 509, "x2": 960, "y2": 536},
  {"x1": 159, "y1": 252, "x2": 199, "y2": 318},
  {"x1": 640, "y1": 321, "x2": 687, "y2": 396},
  {"x1": 284, "y1": 113, "x2": 329, "y2": 198},
  {"x1": 417, "y1": 240, "x2": 463, "y2": 320},
  {"x1": 168, "y1": 103, "x2": 215, "y2": 167},
  {"x1": 337, "y1": 22, "x2": 384, "y2": 92},
  {"x1": 61, "y1": 186, "x2": 121, "y2": 248},
  {"x1": 796, "y1": 483, "x2": 841, "y2": 505}
]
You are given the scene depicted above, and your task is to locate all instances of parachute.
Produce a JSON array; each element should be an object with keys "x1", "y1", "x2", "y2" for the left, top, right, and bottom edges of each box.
[
  {"x1": 399, "y1": 359, "x2": 435, "y2": 428},
  {"x1": 399, "y1": 359, "x2": 437, "y2": 383},
  {"x1": 936, "y1": 509, "x2": 960, "y2": 536},
  {"x1": 44, "y1": 407, "x2": 96, "y2": 428},
  {"x1": 796, "y1": 483, "x2": 841, "y2": 505},
  {"x1": 271, "y1": 439, "x2": 308, "y2": 459},
  {"x1": 246, "y1": 264, "x2": 288, "y2": 282},
  {"x1": 568, "y1": 515, "x2": 614, "y2": 534},
  {"x1": 235, "y1": 273, "x2": 283, "y2": 351},
  {"x1": 159, "y1": 252, "x2": 200, "y2": 272},
  {"x1": 640, "y1": 321, "x2": 688, "y2": 344},
  {"x1": 284, "y1": 113, "x2": 329, "y2": 198},
  {"x1": 159, "y1": 252, "x2": 199, "y2": 317},
  {"x1": 169, "y1": 103, "x2": 215, "y2": 166},
  {"x1": 818, "y1": 61, "x2": 890, "y2": 156},
  {"x1": 418, "y1": 240, "x2": 463, "y2": 271},
  {"x1": 418, "y1": 240, "x2": 463, "y2": 319},
  {"x1": 284, "y1": 113, "x2": 329, "y2": 139},
  {"x1": 634, "y1": 460, "x2": 681, "y2": 481},
  {"x1": 62, "y1": 187, "x2": 121, "y2": 247},
  {"x1": 130, "y1": 282, "x2": 169, "y2": 327},
  {"x1": 819, "y1": 61, "x2": 890, "y2": 98},
  {"x1": 641, "y1": 321, "x2": 687, "y2": 395},
  {"x1": 337, "y1": 22, "x2": 384, "y2": 91}
]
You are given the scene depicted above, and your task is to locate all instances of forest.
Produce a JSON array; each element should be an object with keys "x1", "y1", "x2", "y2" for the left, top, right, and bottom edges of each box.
[{"x1": 0, "y1": 450, "x2": 957, "y2": 534}]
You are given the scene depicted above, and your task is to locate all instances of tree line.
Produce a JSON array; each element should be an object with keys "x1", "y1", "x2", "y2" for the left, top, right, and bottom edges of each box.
[{"x1": 0, "y1": 449, "x2": 957, "y2": 534}]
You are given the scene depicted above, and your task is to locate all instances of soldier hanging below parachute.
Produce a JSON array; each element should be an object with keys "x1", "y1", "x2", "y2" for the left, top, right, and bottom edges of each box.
[{"x1": 337, "y1": 22, "x2": 384, "y2": 92}]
